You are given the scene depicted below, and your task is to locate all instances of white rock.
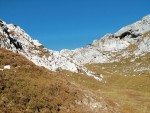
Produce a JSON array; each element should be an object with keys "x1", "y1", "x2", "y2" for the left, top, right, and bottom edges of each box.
[
  {"x1": 4, "y1": 65, "x2": 11, "y2": 69},
  {"x1": 0, "y1": 68, "x2": 4, "y2": 71},
  {"x1": 32, "y1": 40, "x2": 42, "y2": 46}
]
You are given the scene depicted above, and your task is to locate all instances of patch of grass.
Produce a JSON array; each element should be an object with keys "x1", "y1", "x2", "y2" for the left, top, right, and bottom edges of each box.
[{"x1": 82, "y1": 53, "x2": 150, "y2": 113}]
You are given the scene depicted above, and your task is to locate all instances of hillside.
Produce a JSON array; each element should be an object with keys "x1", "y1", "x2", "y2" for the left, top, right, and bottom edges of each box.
[
  {"x1": 63, "y1": 52, "x2": 150, "y2": 113},
  {"x1": 0, "y1": 48, "x2": 122, "y2": 113},
  {"x1": 0, "y1": 47, "x2": 149, "y2": 113},
  {"x1": 0, "y1": 45, "x2": 150, "y2": 113}
]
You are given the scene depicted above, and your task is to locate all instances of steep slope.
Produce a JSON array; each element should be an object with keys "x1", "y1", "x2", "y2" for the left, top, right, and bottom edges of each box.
[
  {"x1": 0, "y1": 48, "x2": 122, "y2": 113},
  {"x1": 0, "y1": 20, "x2": 78, "y2": 72},
  {"x1": 0, "y1": 20, "x2": 101, "y2": 80}
]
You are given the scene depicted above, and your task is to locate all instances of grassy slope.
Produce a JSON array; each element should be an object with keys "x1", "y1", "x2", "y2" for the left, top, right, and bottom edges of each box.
[
  {"x1": 0, "y1": 48, "x2": 87, "y2": 113},
  {"x1": 0, "y1": 47, "x2": 149, "y2": 113},
  {"x1": 63, "y1": 53, "x2": 150, "y2": 113},
  {"x1": 65, "y1": 32, "x2": 150, "y2": 113},
  {"x1": 0, "y1": 48, "x2": 122, "y2": 113}
]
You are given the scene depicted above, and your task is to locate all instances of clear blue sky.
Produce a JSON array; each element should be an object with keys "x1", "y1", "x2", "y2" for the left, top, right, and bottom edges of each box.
[{"x1": 0, "y1": 0, "x2": 149, "y2": 50}]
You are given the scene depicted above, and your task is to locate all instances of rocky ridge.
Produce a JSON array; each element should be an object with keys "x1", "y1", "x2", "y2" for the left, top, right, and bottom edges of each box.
[
  {"x1": 0, "y1": 19, "x2": 101, "y2": 80},
  {"x1": 0, "y1": 14, "x2": 150, "y2": 80}
]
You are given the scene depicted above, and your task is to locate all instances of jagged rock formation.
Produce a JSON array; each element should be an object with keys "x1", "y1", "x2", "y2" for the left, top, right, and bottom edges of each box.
[{"x1": 0, "y1": 14, "x2": 150, "y2": 80}]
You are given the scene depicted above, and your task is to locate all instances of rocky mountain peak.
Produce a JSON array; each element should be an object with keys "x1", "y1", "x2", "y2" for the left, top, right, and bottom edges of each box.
[
  {"x1": 115, "y1": 14, "x2": 150, "y2": 37},
  {"x1": 92, "y1": 15, "x2": 150, "y2": 53}
]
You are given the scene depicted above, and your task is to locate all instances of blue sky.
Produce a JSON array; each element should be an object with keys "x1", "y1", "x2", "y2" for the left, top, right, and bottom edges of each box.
[{"x1": 0, "y1": 0, "x2": 150, "y2": 50}]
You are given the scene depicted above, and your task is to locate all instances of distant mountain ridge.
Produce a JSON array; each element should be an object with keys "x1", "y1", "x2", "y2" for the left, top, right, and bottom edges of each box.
[{"x1": 0, "y1": 14, "x2": 150, "y2": 80}]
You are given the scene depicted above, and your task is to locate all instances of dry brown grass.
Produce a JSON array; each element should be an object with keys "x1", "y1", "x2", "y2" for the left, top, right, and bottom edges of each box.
[
  {"x1": 53, "y1": 50, "x2": 150, "y2": 113},
  {"x1": 83, "y1": 54, "x2": 150, "y2": 113},
  {"x1": 0, "y1": 48, "x2": 86, "y2": 113}
]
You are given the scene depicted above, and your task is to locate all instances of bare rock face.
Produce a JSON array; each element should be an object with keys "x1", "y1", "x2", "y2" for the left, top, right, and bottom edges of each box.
[
  {"x1": 116, "y1": 15, "x2": 150, "y2": 37},
  {"x1": 92, "y1": 15, "x2": 150, "y2": 51},
  {"x1": 134, "y1": 32, "x2": 150, "y2": 56},
  {"x1": 90, "y1": 15, "x2": 150, "y2": 61},
  {"x1": 0, "y1": 14, "x2": 150, "y2": 80}
]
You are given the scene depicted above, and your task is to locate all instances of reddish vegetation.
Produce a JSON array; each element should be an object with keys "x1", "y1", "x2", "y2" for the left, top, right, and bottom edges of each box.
[{"x1": 0, "y1": 48, "x2": 84, "y2": 113}]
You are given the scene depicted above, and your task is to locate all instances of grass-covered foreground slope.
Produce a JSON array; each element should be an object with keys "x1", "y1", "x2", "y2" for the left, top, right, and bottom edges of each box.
[
  {"x1": 0, "y1": 48, "x2": 82, "y2": 113},
  {"x1": 0, "y1": 47, "x2": 149, "y2": 113},
  {"x1": 59, "y1": 51, "x2": 150, "y2": 113},
  {"x1": 64, "y1": 71, "x2": 150, "y2": 113},
  {"x1": 0, "y1": 48, "x2": 121, "y2": 113},
  {"x1": 65, "y1": 53, "x2": 150, "y2": 113}
]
